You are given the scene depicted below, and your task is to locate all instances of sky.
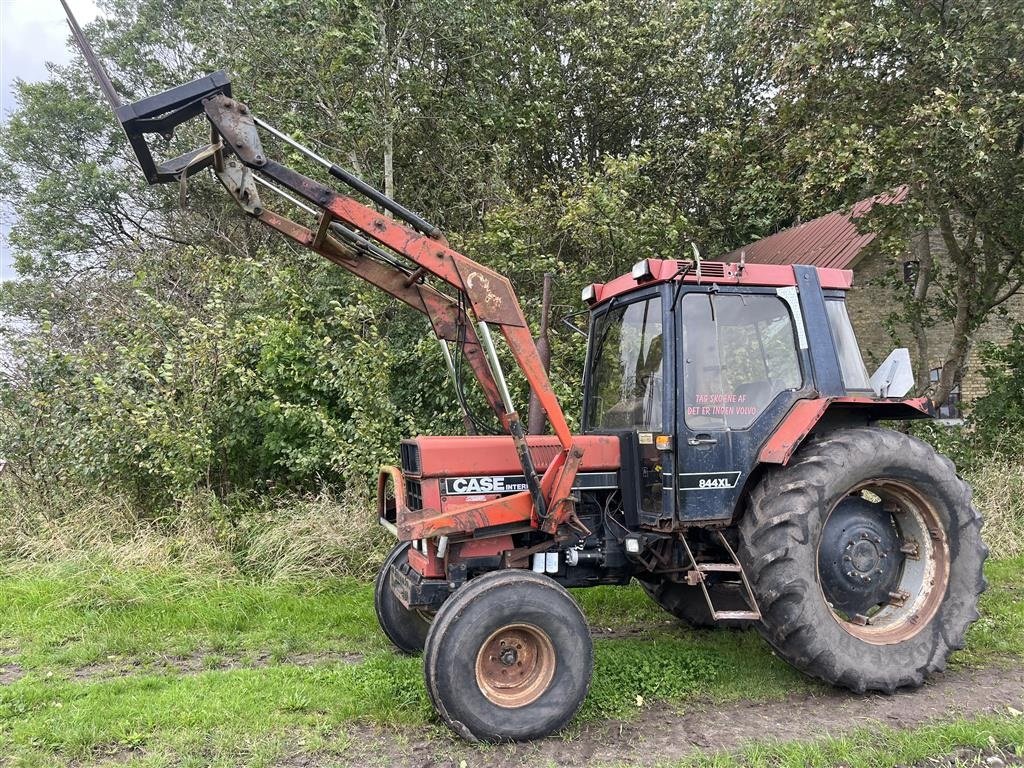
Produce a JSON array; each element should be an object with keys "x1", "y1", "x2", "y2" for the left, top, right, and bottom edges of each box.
[{"x1": 0, "y1": 0, "x2": 100, "y2": 281}]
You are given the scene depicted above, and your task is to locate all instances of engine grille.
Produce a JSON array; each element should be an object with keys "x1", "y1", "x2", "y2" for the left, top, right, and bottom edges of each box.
[
  {"x1": 400, "y1": 441, "x2": 421, "y2": 475},
  {"x1": 406, "y1": 479, "x2": 423, "y2": 511}
]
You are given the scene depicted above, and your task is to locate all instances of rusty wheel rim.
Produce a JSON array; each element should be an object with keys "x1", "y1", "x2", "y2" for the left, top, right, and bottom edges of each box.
[
  {"x1": 474, "y1": 623, "x2": 556, "y2": 708},
  {"x1": 817, "y1": 481, "x2": 950, "y2": 645}
]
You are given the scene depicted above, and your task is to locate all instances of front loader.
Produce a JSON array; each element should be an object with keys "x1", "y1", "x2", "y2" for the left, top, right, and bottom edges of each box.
[{"x1": 65, "y1": 6, "x2": 987, "y2": 743}]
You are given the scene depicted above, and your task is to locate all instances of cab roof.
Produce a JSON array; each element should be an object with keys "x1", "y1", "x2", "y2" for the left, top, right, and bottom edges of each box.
[{"x1": 584, "y1": 259, "x2": 853, "y2": 307}]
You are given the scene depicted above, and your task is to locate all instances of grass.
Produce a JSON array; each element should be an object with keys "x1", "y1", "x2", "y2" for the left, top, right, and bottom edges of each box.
[
  {"x1": 0, "y1": 561, "x2": 382, "y2": 670},
  {"x1": 671, "y1": 712, "x2": 1024, "y2": 767},
  {"x1": 973, "y1": 458, "x2": 1024, "y2": 560},
  {"x1": 0, "y1": 556, "x2": 1021, "y2": 766}
]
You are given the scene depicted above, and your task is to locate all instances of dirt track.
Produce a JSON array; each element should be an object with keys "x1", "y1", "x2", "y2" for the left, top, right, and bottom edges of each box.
[{"x1": 337, "y1": 663, "x2": 1024, "y2": 768}]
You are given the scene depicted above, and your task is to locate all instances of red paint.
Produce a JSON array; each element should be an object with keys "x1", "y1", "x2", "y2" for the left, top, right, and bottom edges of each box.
[
  {"x1": 758, "y1": 398, "x2": 831, "y2": 464},
  {"x1": 593, "y1": 260, "x2": 853, "y2": 305},
  {"x1": 398, "y1": 491, "x2": 536, "y2": 541},
  {"x1": 381, "y1": 434, "x2": 619, "y2": 560},
  {"x1": 760, "y1": 395, "x2": 936, "y2": 465},
  {"x1": 410, "y1": 434, "x2": 620, "y2": 478},
  {"x1": 408, "y1": 542, "x2": 445, "y2": 578},
  {"x1": 452, "y1": 536, "x2": 515, "y2": 561}
]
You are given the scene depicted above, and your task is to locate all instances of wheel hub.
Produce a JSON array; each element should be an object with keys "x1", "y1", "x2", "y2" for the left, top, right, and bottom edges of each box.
[
  {"x1": 475, "y1": 624, "x2": 557, "y2": 709},
  {"x1": 849, "y1": 538, "x2": 880, "y2": 572},
  {"x1": 818, "y1": 496, "x2": 905, "y2": 617}
]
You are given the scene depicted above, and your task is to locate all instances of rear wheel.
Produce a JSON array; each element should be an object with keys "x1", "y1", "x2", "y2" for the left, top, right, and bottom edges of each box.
[
  {"x1": 374, "y1": 542, "x2": 431, "y2": 654},
  {"x1": 739, "y1": 427, "x2": 987, "y2": 693},
  {"x1": 423, "y1": 569, "x2": 593, "y2": 742}
]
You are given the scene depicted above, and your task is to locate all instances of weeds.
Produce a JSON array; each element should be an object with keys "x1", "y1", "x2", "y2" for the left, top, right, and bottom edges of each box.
[
  {"x1": 3, "y1": 453, "x2": 1021, "y2": 580},
  {"x1": 972, "y1": 459, "x2": 1024, "y2": 559},
  {"x1": 239, "y1": 492, "x2": 391, "y2": 582},
  {"x1": 0, "y1": 481, "x2": 389, "y2": 581}
]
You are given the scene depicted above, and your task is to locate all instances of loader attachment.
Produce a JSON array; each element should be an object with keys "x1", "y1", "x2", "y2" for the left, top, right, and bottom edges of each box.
[
  {"x1": 112, "y1": 71, "x2": 234, "y2": 184},
  {"x1": 60, "y1": 5, "x2": 586, "y2": 537},
  {"x1": 59, "y1": 0, "x2": 233, "y2": 184}
]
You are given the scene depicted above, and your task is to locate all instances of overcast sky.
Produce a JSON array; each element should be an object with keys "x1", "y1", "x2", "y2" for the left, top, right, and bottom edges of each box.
[{"x1": 1, "y1": 0, "x2": 100, "y2": 281}]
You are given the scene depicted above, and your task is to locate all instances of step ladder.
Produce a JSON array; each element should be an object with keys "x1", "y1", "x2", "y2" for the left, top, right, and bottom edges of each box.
[{"x1": 679, "y1": 531, "x2": 762, "y2": 622}]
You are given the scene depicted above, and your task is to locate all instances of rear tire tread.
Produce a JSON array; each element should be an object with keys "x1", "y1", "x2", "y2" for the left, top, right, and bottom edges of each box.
[{"x1": 739, "y1": 427, "x2": 986, "y2": 694}]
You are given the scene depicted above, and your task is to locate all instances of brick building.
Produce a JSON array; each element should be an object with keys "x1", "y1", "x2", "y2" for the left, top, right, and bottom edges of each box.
[{"x1": 725, "y1": 195, "x2": 1024, "y2": 419}]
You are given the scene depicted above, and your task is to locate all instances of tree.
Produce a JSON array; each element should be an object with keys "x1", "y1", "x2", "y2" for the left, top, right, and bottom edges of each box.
[
  {"x1": 743, "y1": 0, "x2": 1024, "y2": 403},
  {"x1": 3, "y1": 0, "x2": 1021, "y2": 512}
]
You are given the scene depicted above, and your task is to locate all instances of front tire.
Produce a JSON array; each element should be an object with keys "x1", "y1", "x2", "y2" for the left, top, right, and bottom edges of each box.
[
  {"x1": 423, "y1": 569, "x2": 593, "y2": 742},
  {"x1": 374, "y1": 542, "x2": 431, "y2": 654},
  {"x1": 739, "y1": 427, "x2": 987, "y2": 693}
]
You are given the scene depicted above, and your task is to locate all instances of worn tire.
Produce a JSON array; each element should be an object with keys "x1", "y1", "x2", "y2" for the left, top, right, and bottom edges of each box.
[
  {"x1": 638, "y1": 577, "x2": 752, "y2": 629},
  {"x1": 374, "y1": 542, "x2": 431, "y2": 654},
  {"x1": 739, "y1": 427, "x2": 987, "y2": 694},
  {"x1": 423, "y1": 569, "x2": 593, "y2": 742}
]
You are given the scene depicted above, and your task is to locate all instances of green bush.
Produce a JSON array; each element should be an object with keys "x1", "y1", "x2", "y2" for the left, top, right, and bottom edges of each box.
[{"x1": 970, "y1": 323, "x2": 1024, "y2": 458}]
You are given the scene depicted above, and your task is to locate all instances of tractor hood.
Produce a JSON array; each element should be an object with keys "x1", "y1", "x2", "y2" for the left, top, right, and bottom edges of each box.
[{"x1": 399, "y1": 434, "x2": 621, "y2": 478}]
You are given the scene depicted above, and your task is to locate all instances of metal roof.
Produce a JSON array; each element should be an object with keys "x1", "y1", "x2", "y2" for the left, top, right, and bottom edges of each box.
[{"x1": 723, "y1": 187, "x2": 908, "y2": 269}]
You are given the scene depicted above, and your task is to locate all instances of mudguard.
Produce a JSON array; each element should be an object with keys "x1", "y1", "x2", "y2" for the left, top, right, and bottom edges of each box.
[{"x1": 758, "y1": 396, "x2": 934, "y2": 465}]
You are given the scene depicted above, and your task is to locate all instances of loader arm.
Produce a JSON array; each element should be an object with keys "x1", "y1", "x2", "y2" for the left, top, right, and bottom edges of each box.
[{"x1": 62, "y1": 6, "x2": 583, "y2": 533}]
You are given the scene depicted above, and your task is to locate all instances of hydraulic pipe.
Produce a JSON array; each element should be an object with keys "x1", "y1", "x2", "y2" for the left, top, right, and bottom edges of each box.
[
  {"x1": 256, "y1": 176, "x2": 413, "y2": 272},
  {"x1": 477, "y1": 322, "x2": 547, "y2": 519},
  {"x1": 438, "y1": 338, "x2": 478, "y2": 435},
  {"x1": 527, "y1": 273, "x2": 553, "y2": 435},
  {"x1": 253, "y1": 117, "x2": 442, "y2": 239}
]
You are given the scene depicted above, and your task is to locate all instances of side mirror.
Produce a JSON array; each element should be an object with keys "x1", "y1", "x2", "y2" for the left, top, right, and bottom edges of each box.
[{"x1": 870, "y1": 348, "x2": 914, "y2": 398}]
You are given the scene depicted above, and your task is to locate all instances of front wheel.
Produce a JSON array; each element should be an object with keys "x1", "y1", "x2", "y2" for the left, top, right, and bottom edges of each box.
[
  {"x1": 423, "y1": 569, "x2": 593, "y2": 742},
  {"x1": 374, "y1": 542, "x2": 431, "y2": 654},
  {"x1": 739, "y1": 427, "x2": 987, "y2": 693}
]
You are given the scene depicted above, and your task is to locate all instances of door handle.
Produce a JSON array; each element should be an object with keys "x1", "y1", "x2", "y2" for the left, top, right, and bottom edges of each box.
[{"x1": 688, "y1": 434, "x2": 718, "y2": 446}]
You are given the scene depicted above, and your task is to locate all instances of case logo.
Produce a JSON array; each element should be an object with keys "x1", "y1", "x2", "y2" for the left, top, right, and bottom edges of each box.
[
  {"x1": 443, "y1": 475, "x2": 528, "y2": 495},
  {"x1": 441, "y1": 472, "x2": 618, "y2": 496}
]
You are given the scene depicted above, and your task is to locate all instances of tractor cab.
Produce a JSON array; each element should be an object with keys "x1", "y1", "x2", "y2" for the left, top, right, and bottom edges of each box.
[{"x1": 580, "y1": 259, "x2": 921, "y2": 529}]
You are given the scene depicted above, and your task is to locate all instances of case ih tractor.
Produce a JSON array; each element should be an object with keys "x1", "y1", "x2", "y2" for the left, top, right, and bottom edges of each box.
[{"x1": 67, "y1": 8, "x2": 986, "y2": 744}]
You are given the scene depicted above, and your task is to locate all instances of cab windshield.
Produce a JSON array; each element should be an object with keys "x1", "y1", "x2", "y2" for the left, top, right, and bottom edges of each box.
[{"x1": 586, "y1": 296, "x2": 664, "y2": 430}]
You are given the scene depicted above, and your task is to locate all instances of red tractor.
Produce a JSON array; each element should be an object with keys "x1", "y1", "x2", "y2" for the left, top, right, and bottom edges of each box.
[{"x1": 68, "y1": 11, "x2": 986, "y2": 744}]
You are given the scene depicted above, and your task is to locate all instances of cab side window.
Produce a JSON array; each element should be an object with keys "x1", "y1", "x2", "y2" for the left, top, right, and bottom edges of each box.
[
  {"x1": 682, "y1": 293, "x2": 802, "y2": 430},
  {"x1": 588, "y1": 297, "x2": 665, "y2": 431}
]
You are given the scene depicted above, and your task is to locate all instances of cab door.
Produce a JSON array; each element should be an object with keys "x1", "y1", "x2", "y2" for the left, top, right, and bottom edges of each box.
[
  {"x1": 582, "y1": 285, "x2": 675, "y2": 528},
  {"x1": 673, "y1": 287, "x2": 807, "y2": 523}
]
